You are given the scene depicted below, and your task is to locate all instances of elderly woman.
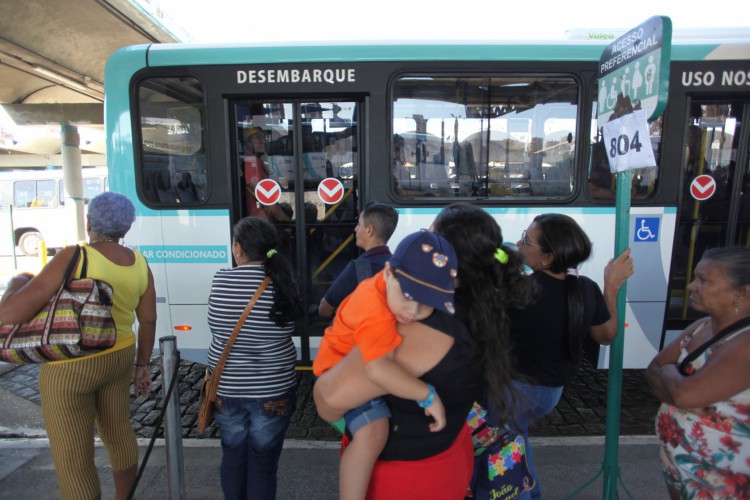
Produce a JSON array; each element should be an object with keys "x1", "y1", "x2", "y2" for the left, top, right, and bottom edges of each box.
[
  {"x1": 646, "y1": 246, "x2": 750, "y2": 499},
  {"x1": 0, "y1": 192, "x2": 156, "y2": 500}
]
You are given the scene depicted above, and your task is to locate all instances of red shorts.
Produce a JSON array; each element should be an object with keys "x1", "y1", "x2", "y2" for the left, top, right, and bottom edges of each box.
[{"x1": 365, "y1": 424, "x2": 474, "y2": 500}]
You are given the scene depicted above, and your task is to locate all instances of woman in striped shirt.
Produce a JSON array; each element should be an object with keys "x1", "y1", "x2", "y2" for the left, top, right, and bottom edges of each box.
[{"x1": 207, "y1": 216, "x2": 304, "y2": 500}]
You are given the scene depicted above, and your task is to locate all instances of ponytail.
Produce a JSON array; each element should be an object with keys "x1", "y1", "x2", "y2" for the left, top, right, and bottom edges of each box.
[
  {"x1": 233, "y1": 217, "x2": 303, "y2": 327},
  {"x1": 533, "y1": 214, "x2": 592, "y2": 357},
  {"x1": 263, "y1": 250, "x2": 304, "y2": 326},
  {"x1": 564, "y1": 274, "x2": 585, "y2": 362}
]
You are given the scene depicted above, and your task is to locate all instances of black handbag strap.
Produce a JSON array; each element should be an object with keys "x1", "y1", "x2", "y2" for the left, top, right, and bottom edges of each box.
[
  {"x1": 60, "y1": 244, "x2": 91, "y2": 280},
  {"x1": 63, "y1": 245, "x2": 83, "y2": 282},
  {"x1": 679, "y1": 316, "x2": 750, "y2": 375},
  {"x1": 80, "y1": 246, "x2": 89, "y2": 278}
]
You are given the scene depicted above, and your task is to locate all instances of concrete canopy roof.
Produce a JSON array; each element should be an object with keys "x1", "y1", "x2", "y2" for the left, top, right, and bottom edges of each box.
[
  {"x1": 0, "y1": 0, "x2": 179, "y2": 106},
  {"x1": 0, "y1": 0, "x2": 180, "y2": 160}
]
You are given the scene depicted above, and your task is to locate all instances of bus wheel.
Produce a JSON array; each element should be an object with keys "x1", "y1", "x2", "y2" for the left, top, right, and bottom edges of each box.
[{"x1": 18, "y1": 231, "x2": 43, "y2": 256}]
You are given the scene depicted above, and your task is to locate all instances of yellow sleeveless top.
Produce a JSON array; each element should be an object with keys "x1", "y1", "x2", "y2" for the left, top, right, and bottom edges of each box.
[{"x1": 52, "y1": 245, "x2": 149, "y2": 364}]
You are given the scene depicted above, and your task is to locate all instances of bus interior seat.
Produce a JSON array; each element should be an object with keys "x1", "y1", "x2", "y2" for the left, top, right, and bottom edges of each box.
[
  {"x1": 189, "y1": 170, "x2": 208, "y2": 200},
  {"x1": 528, "y1": 163, "x2": 570, "y2": 197},
  {"x1": 453, "y1": 141, "x2": 478, "y2": 195},
  {"x1": 418, "y1": 162, "x2": 450, "y2": 182},
  {"x1": 488, "y1": 167, "x2": 513, "y2": 196},
  {"x1": 415, "y1": 162, "x2": 452, "y2": 196},
  {"x1": 143, "y1": 170, "x2": 158, "y2": 202},
  {"x1": 155, "y1": 169, "x2": 175, "y2": 203},
  {"x1": 528, "y1": 163, "x2": 554, "y2": 196},
  {"x1": 556, "y1": 156, "x2": 574, "y2": 195},
  {"x1": 454, "y1": 141, "x2": 477, "y2": 179},
  {"x1": 545, "y1": 166, "x2": 564, "y2": 194},
  {"x1": 175, "y1": 172, "x2": 199, "y2": 203}
]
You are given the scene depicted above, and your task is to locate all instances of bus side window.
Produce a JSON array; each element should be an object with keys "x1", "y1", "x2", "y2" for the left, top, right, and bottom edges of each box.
[
  {"x1": 588, "y1": 85, "x2": 661, "y2": 201},
  {"x1": 392, "y1": 75, "x2": 579, "y2": 200},
  {"x1": 137, "y1": 76, "x2": 207, "y2": 207},
  {"x1": 14, "y1": 180, "x2": 57, "y2": 208}
]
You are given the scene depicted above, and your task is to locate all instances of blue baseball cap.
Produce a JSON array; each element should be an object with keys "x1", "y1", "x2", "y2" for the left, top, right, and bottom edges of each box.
[{"x1": 389, "y1": 230, "x2": 458, "y2": 314}]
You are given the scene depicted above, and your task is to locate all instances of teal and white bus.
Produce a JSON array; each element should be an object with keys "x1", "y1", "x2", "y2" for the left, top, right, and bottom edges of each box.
[{"x1": 104, "y1": 38, "x2": 750, "y2": 366}]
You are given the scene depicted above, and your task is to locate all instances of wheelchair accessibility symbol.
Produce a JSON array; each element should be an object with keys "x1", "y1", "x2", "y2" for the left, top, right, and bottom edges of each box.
[{"x1": 635, "y1": 217, "x2": 659, "y2": 242}]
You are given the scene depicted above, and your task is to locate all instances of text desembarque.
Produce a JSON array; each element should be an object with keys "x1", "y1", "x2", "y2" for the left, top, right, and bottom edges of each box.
[{"x1": 237, "y1": 68, "x2": 356, "y2": 85}]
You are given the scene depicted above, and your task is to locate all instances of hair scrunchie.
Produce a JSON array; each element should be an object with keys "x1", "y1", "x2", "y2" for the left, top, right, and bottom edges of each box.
[
  {"x1": 266, "y1": 249, "x2": 278, "y2": 259},
  {"x1": 494, "y1": 247, "x2": 509, "y2": 264},
  {"x1": 502, "y1": 241, "x2": 518, "y2": 252}
]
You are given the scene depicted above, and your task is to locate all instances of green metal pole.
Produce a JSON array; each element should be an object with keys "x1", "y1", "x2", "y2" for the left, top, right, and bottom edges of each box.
[{"x1": 602, "y1": 169, "x2": 631, "y2": 498}]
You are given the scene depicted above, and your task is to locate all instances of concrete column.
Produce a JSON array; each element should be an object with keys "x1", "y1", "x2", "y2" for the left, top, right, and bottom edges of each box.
[{"x1": 61, "y1": 124, "x2": 86, "y2": 245}]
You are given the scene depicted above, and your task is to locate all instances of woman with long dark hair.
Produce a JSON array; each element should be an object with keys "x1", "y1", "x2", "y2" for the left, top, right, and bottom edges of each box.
[
  {"x1": 431, "y1": 202, "x2": 533, "y2": 425},
  {"x1": 506, "y1": 213, "x2": 633, "y2": 499},
  {"x1": 314, "y1": 203, "x2": 533, "y2": 498},
  {"x1": 207, "y1": 216, "x2": 304, "y2": 500}
]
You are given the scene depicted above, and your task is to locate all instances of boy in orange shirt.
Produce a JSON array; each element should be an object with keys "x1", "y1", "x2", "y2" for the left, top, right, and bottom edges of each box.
[{"x1": 313, "y1": 230, "x2": 458, "y2": 500}]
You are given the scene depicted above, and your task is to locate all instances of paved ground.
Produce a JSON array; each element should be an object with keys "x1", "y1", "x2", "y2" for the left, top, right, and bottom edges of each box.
[
  {"x1": 0, "y1": 342, "x2": 667, "y2": 499},
  {"x1": 0, "y1": 356, "x2": 661, "y2": 441},
  {"x1": 0, "y1": 435, "x2": 668, "y2": 499},
  {"x1": 0, "y1": 371, "x2": 666, "y2": 499}
]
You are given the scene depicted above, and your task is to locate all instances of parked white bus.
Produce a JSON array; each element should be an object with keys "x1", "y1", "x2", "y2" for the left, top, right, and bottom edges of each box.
[{"x1": 0, "y1": 167, "x2": 108, "y2": 255}]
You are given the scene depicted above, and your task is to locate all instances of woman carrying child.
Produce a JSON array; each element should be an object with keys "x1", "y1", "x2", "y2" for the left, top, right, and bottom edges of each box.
[
  {"x1": 313, "y1": 230, "x2": 455, "y2": 499},
  {"x1": 315, "y1": 203, "x2": 532, "y2": 498}
]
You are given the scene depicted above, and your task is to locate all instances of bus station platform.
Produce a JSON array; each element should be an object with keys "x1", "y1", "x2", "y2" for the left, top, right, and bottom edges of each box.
[
  {"x1": 0, "y1": 358, "x2": 668, "y2": 499},
  {"x1": 0, "y1": 253, "x2": 665, "y2": 497}
]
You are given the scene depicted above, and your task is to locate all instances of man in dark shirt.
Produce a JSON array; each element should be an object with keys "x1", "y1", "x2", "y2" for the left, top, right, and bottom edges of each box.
[{"x1": 318, "y1": 201, "x2": 398, "y2": 317}]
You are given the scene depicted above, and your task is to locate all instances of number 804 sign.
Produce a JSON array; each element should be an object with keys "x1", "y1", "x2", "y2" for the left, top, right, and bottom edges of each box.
[{"x1": 601, "y1": 109, "x2": 657, "y2": 172}]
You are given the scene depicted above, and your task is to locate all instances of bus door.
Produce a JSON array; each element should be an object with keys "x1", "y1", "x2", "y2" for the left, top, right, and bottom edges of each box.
[
  {"x1": 666, "y1": 98, "x2": 750, "y2": 339},
  {"x1": 232, "y1": 100, "x2": 361, "y2": 363}
]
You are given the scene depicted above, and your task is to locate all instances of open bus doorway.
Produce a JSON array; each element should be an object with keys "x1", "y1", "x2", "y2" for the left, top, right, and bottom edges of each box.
[
  {"x1": 666, "y1": 98, "x2": 750, "y2": 339},
  {"x1": 232, "y1": 100, "x2": 361, "y2": 362}
]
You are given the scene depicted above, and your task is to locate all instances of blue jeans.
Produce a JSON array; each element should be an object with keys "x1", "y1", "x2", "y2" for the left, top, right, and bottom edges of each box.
[
  {"x1": 344, "y1": 397, "x2": 390, "y2": 435},
  {"x1": 511, "y1": 381, "x2": 564, "y2": 500},
  {"x1": 213, "y1": 391, "x2": 296, "y2": 500}
]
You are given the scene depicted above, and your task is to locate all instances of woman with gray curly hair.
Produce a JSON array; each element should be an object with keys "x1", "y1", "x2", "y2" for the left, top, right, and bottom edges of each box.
[{"x1": 0, "y1": 191, "x2": 157, "y2": 500}]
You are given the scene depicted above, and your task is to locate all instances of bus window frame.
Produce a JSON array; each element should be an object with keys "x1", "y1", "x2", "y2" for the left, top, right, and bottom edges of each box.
[
  {"x1": 14, "y1": 179, "x2": 58, "y2": 209},
  {"x1": 131, "y1": 70, "x2": 211, "y2": 210},
  {"x1": 387, "y1": 70, "x2": 586, "y2": 204},
  {"x1": 586, "y1": 76, "x2": 664, "y2": 204}
]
